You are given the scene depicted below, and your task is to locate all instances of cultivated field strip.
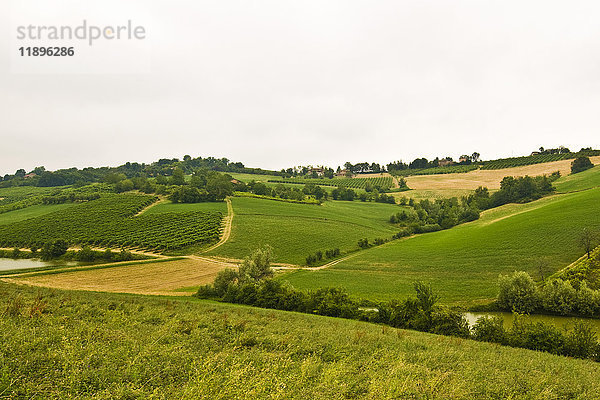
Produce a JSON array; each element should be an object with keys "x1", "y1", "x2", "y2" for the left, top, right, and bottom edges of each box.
[
  {"x1": 268, "y1": 176, "x2": 393, "y2": 189},
  {"x1": 0, "y1": 194, "x2": 224, "y2": 251}
]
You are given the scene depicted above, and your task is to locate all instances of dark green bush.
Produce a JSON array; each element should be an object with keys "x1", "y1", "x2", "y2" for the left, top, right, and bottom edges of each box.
[
  {"x1": 430, "y1": 307, "x2": 471, "y2": 338},
  {"x1": 472, "y1": 316, "x2": 507, "y2": 344},
  {"x1": 497, "y1": 272, "x2": 539, "y2": 313},
  {"x1": 571, "y1": 156, "x2": 594, "y2": 174}
]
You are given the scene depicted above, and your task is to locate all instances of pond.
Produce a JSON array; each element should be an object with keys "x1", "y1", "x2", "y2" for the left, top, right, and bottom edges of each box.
[
  {"x1": 0, "y1": 258, "x2": 79, "y2": 272},
  {"x1": 465, "y1": 312, "x2": 600, "y2": 333}
]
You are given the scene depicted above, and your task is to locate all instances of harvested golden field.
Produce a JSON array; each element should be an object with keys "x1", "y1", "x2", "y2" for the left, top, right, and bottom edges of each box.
[
  {"x1": 406, "y1": 156, "x2": 600, "y2": 190},
  {"x1": 8, "y1": 257, "x2": 233, "y2": 296}
]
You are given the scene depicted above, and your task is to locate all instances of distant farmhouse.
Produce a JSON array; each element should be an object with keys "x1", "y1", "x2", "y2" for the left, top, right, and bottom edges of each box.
[
  {"x1": 308, "y1": 167, "x2": 325, "y2": 177},
  {"x1": 438, "y1": 158, "x2": 454, "y2": 167}
]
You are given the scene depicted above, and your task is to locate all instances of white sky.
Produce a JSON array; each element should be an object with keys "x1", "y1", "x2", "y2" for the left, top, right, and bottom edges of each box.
[{"x1": 1, "y1": 0, "x2": 599, "y2": 175}]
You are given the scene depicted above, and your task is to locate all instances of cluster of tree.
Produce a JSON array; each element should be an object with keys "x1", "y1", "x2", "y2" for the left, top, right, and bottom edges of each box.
[
  {"x1": 236, "y1": 181, "x2": 314, "y2": 202},
  {"x1": 357, "y1": 237, "x2": 388, "y2": 249},
  {"x1": 329, "y1": 186, "x2": 395, "y2": 203},
  {"x1": 3, "y1": 240, "x2": 145, "y2": 263},
  {"x1": 472, "y1": 314, "x2": 598, "y2": 360},
  {"x1": 41, "y1": 193, "x2": 101, "y2": 204},
  {"x1": 341, "y1": 162, "x2": 385, "y2": 175},
  {"x1": 279, "y1": 166, "x2": 335, "y2": 179},
  {"x1": 305, "y1": 248, "x2": 340, "y2": 266},
  {"x1": 390, "y1": 197, "x2": 480, "y2": 232},
  {"x1": 464, "y1": 174, "x2": 557, "y2": 210},
  {"x1": 331, "y1": 187, "x2": 356, "y2": 201},
  {"x1": 571, "y1": 156, "x2": 594, "y2": 174},
  {"x1": 386, "y1": 152, "x2": 481, "y2": 172},
  {"x1": 497, "y1": 271, "x2": 600, "y2": 317},
  {"x1": 39, "y1": 239, "x2": 68, "y2": 260},
  {"x1": 360, "y1": 191, "x2": 396, "y2": 203},
  {"x1": 196, "y1": 247, "x2": 600, "y2": 362},
  {"x1": 537, "y1": 146, "x2": 571, "y2": 155},
  {"x1": 0, "y1": 155, "x2": 282, "y2": 188},
  {"x1": 168, "y1": 170, "x2": 234, "y2": 203},
  {"x1": 71, "y1": 246, "x2": 144, "y2": 263}
]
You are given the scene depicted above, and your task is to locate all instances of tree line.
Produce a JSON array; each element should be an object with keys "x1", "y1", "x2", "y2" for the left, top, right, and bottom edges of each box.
[{"x1": 0, "y1": 155, "x2": 283, "y2": 188}]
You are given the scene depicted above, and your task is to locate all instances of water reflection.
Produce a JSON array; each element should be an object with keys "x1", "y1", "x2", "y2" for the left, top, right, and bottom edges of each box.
[{"x1": 0, "y1": 258, "x2": 78, "y2": 272}]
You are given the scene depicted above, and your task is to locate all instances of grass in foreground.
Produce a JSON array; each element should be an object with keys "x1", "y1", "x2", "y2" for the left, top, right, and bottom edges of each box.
[
  {"x1": 283, "y1": 188, "x2": 600, "y2": 304},
  {"x1": 1, "y1": 282, "x2": 600, "y2": 399},
  {"x1": 207, "y1": 197, "x2": 401, "y2": 264}
]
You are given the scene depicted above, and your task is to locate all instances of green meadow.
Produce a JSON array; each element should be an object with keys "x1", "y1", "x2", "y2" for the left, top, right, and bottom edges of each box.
[
  {"x1": 207, "y1": 197, "x2": 401, "y2": 264},
  {"x1": 282, "y1": 188, "x2": 600, "y2": 304},
  {"x1": 2, "y1": 282, "x2": 600, "y2": 399},
  {"x1": 554, "y1": 164, "x2": 600, "y2": 192},
  {"x1": 0, "y1": 203, "x2": 75, "y2": 225}
]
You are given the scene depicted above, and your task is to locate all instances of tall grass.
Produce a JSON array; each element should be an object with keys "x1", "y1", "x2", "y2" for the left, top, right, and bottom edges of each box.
[{"x1": 1, "y1": 282, "x2": 600, "y2": 399}]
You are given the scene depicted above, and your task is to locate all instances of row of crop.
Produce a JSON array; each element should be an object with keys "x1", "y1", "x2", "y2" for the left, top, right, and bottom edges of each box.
[
  {"x1": 480, "y1": 153, "x2": 576, "y2": 170},
  {"x1": 0, "y1": 194, "x2": 223, "y2": 251},
  {"x1": 268, "y1": 176, "x2": 393, "y2": 189},
  {"x1": 394, "y1": 165, "x2": 479, "y2": 176}
]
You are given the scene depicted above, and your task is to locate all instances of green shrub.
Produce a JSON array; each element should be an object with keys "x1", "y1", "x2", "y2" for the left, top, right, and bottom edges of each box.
[
  {"x1": 309, "y1": 287, "x2": 358, "y2": 319},
  {"x1": 76, "y1": 246, "x2": 96, "y2": 262},
  {"x1": 497, "y1": 272, "x2": 539, "y2": 313},
  {"x1": 571, "y1": 156, "x2": 594, "y2": 174},
  {"x1": 508, "y1": 317, "x2": 565, "y2": 354},
  {"x1": 430, "y1": 307, "x2": 471, "y2": 338},
  {"x1": 564, "y1": 322, "x2": 598, "y2": 359},
  {"x1": 40, "y1": 239, "x2": 69, "y2": 260},
  {"x1": 212, "y1": 268, "x2": 239, "y2": 296},
  {"x1": 575, "y1": 281, "x2": 600, "y2": 316},
  {"x1": 472, "y1": 316, "x2": 507, "y2": 344},
  {"x1": 541, "y1": 280, "x2": 577, "y2": 314}
]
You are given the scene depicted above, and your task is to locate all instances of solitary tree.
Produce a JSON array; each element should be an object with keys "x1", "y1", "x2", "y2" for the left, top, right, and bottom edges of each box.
[
  {"x1": 238, "y1": 245, "x2": 274, "y2": 283},
  {"x1": 579, "y1": 228, "x2": 598, "y2": 259},
  {"x1": 536, "y1": 257, "x2": 550, "y2": 282}
]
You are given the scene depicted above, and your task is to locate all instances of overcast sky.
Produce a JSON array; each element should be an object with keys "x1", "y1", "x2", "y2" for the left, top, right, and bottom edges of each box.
[{"x1": 1, "y1": 0, "x2": 599, "y2": 175}]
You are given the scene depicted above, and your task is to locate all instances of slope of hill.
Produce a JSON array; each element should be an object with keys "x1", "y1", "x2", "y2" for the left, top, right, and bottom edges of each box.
[
  {"x1": 206, "y1": 197, "x2": 401, "y2": 264},
  {"x1": 405, "y1": 155, "x2": 600, "y2": 191},
  {"x1": 282, "y1": 188, "x2": 600, "y2": 304},
  {"x1": 1, "y1": 282, "x2": 599, "y2": 399},
  {"x1": 554, "y1": 164, "x2": 600, "y2": 192}
]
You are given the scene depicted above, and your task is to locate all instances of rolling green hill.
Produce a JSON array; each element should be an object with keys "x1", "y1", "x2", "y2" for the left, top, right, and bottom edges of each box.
[
  {"x1": 282, "y1": 188, "x2": 600, "y2": 304},
  {"x1": 2, "y1": 282, "x2": 599, "y2": 399},
  {"x1": 207, "y1": 197, "x2": 401, "y2": 264},
  {"x1": 555, "y1": 164, "x2": 600, "y2": 192}
]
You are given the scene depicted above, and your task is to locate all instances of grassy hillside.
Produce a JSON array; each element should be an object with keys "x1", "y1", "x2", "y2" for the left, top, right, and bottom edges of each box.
[
  {"x1": 555, "y1": 164, "x2": 600, "y2": 192},
  {"x1": 207, "y1": 197, "x2": 401, "y2": 264},
  {"x1": 282, "y1": 188, "x2": 600, "y2": 304},
  {"x1": 0, "y1": 203, "x2": 75, "y2": 225},
  {"x1": 1, "y1": 282, "x2": 599, "y2": 399}
]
